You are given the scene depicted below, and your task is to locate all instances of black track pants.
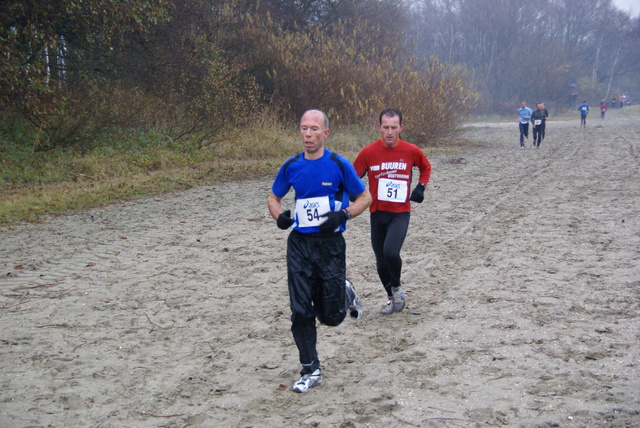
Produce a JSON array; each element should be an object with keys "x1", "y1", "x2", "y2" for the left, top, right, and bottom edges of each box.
[
  {"x1": 370, "y1": 211, "x2": 410, "y2": 298},
  {"x1": 533, "y1": 124, "x2": 545, "y2": 146},
  {"x1": 286, "y1": 231, "x2": 348, "y2": 374}
]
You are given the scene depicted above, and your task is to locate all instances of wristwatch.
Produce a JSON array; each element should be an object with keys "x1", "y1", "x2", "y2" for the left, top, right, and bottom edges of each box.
[{"x1": 343, "y1": 209, "x2": 352, "y2": 220}]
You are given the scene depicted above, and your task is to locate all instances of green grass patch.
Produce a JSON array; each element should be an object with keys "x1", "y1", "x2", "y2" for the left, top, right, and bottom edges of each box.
[{"x1": 0, "y1": 120, "x2": 475, "y2": 225}]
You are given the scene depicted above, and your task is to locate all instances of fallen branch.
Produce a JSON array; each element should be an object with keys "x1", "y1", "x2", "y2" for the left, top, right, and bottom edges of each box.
[
  {"x1": 141, "y1": 412, "x2": 185, "y2": 418},
  {"x1": 395, "y1": 415, "x2": 421, "y2": 427},
  {"x1": 422, "y1": 417, "x2": 487, "y2": 425},
  {"x1": 144, "y1": 314, "x2": 174, "y2": 332},
  {"x1": 35, "y1": 324, "x2": 74, "y2": 328}
]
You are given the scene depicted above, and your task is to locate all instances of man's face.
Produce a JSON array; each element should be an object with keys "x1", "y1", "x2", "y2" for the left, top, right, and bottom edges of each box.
[
  {"x1": 300, "y1": 111, "x2": 329, "y2": 157},
  {"x1": 377, "y1": 114, "x2": 404, "y2": 148},
  {"x1": 521, "y1": 101, "x2": 527, "y2": 108},
  {"x1": 537, "y1": 103, "x2": 543, "y2": 110}
]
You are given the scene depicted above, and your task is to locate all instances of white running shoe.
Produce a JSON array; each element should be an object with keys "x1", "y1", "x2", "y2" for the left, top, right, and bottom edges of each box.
[
  {"x1": 345, "y1": 279, "x2": 363, "y2": 320},
  {"x1": 380, "y1": 299, "x2": 394, "y2": 314},
  {"x1": 392, "y1": 286, "x2": 405, "y2": 312},
  {"x1": 292, "y1": 369, "x2": 322, "y2": 393}
]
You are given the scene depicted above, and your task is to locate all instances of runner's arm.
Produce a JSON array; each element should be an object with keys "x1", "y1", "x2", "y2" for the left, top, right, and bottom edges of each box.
[
  {"x1": 345, "y1": 190, "x2": 371, "y2": 218},
  {"x1": 267, "y1": 193, "x2": 285, "y2": 220},
  {"x1": 417, "y1": 151, "x2": 432, "y2": 186}
]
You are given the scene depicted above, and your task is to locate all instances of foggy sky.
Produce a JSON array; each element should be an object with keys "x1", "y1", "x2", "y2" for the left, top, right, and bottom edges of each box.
[{"x1": 613, "y1": 0, "x2": 638, "y2": 16}]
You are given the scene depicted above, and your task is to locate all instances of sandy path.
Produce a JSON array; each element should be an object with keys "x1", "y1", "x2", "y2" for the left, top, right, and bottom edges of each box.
[{"x1": 1, "y1": 109, "x2": 639, "y2": 427}]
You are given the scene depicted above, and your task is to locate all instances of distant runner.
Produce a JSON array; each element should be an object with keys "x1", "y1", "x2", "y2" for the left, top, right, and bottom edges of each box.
[
  {"x1": 531, "y1": 102, "x2": 548, "y2": 148},
  {"x1": 579, "y1": 101, "x2": 590, "y2": 128},
  {"x1": 517, "y1": 101, "x2": 532, "y2": 149}
]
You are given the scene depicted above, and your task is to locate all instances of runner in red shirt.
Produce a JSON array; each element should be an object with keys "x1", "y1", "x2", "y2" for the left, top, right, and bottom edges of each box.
[{"x1": 353, "y1": 109, "x2": 432, "y2": 314}]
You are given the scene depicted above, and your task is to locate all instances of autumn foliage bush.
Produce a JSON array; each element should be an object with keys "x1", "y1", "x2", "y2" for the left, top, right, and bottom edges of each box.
[
  {"x1": 238, "y1": 16, "x2": 477, "y2": 145},
  {"x1": 1, "y1": 0, "x2": 477, "y2": 151}
]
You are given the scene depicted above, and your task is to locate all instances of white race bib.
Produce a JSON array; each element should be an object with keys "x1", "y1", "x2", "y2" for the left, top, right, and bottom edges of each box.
[
  {"x1": 378, "y1": 178, "x2": 408, "y2": 203},
  {"x1": 535, "y1": 119, "x2": 542, "y2": 125},
  {"x1": 295, "y1": 196, "x2": 331, "y2": 227}
]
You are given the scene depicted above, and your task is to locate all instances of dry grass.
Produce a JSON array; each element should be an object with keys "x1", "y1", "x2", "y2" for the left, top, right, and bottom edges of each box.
[
  {"x1": 0, "y1": 124, "x2": 474, "y2": 225},
  {"x1": 0, "y1": 158, "x2": 284, "y2": 224}
]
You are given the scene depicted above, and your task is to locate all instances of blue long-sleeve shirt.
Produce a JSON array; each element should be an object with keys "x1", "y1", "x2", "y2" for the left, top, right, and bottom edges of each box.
[
  {"x1": 518, "y1": 107, "x2": 532, "y2": 123},
  {"x1": 579, "y1": 104, "x2": 590, "y2": 115}
]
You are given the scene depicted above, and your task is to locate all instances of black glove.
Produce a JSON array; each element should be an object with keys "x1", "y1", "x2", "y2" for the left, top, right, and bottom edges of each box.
[
  {"x1": 409, "y1": 184, "x2": 425, "y2": 203},
  {"x1": 319, "y1": 210, "x2": 347, "y2": 234},
  {"x1": 277, "y1": 210, "x2": 294, "y2": 230}
]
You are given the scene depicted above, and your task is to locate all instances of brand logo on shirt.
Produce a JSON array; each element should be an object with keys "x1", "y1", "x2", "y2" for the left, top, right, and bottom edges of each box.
[
  {"x1": 381, "y1": 162, "x2": 407, "y2": 170},
  {"x1": 321, "y1": 182, "x2": 333, "y2": 186}
]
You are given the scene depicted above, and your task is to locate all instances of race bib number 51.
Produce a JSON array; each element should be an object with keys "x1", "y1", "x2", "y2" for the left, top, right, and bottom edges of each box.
[
  {"x1": 295, "y1": 196, "x2": 331, "y2": 227},
  {"x1": 378, "y1": 178, "x2": 408, "y2": 203}
]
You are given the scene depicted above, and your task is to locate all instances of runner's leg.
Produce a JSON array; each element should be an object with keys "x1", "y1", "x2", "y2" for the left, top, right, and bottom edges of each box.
[
  {"x1": 317, "y1": 234, "x2": 347, "y2": 327},
  {"x1": 287, "y1": 232, "x2": 320, "y2": 374},
  {"x1": 381, "y1": 212, "x2": 410, "y2": 289},
  {"x1": 371, "y1": 211, "x2": 392, "y2": 297}
]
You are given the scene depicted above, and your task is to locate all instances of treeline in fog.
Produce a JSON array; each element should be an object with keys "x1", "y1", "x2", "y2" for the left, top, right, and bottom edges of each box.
[
  {"x1": 408, "y1": 0, "x2": 639, "y2": 113},
  {"x1": 1, "y1": 0, "x2": 638, "y2": 150}
]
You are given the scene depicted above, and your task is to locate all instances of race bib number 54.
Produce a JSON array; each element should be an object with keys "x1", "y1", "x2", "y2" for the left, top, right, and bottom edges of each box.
[
  {"x1": 295, "y1": 196, "x2": 331, "y2": 227},
  {"x1": 378, "y1": 178, "x2": 408, "y2": 203}
]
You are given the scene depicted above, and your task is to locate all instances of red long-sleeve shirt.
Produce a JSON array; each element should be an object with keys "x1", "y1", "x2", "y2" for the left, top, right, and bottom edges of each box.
[{"x1": 353, "y1": 138, "x2": 431, "y2": 213}]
